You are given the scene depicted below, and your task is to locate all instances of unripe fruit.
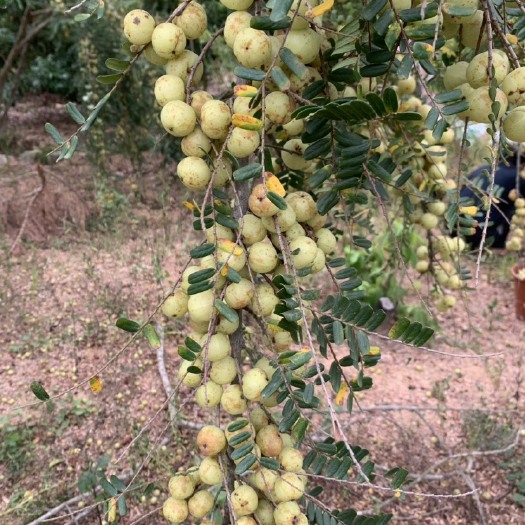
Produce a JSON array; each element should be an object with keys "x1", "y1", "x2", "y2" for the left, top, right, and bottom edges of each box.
[
  {"x1": 195, "y1": 381, "x2": 223, "y2": 408},
  {"x1": 224, "y1": 11, "x2": 252, "y2": 48},
  {"x1": 228, "y1": 128, "x2": 261, "y2": 158},
  {"x1": 143, "y1": 43, "x2": 168, "y2": 66},
  {"x1": 250, "y1": 407, "x2": 270, "y2": 431},
  {"x1": 249, "y1": 184, "x2": 280, "y2": 217},
  {"x1": 467, "y1": 87, "x2": 507, "y2": 124},
  {"x1": 217, "y1": 314, "x2": 240, "y2": 335},
  {"x1": 420, "y1": 212, "x2": 439, "y2": 230},
  {"x1": 262, "y1": 207, "x2": 297, "y2": 233},
  {"x1": 177, "y1": 156, "x2": 211, "y2": 190},
  {"x1": 210, "y1": 356, "x2": 238, "y2": 385},
  {"x1": 250, "y1": 283, "x2": 279, "y2": 317},
  {"x1": 221, "y1": 385, "x2": 248, "y2": 415},
  {"x1": 201, "y1": 100, "x2": 232, "y2": 140},
  {"x1": 234, "y1": 28, "x2": 272, "y2": 69},
  {"x1": 162, "y1": 497, "x2": 188, "y2": 523},
  {"x1": 181, "y1": 127, "x2": 212, "y2": 158},
  {"x1": 151, "y1": 23, "x2": 186, "y2": 59},
  {"x1": 249, "y1": 241, "x2": 279, "y2": 274},
  {"x1": 502, "y1": 67, "x2": 525, "y2": 106},
  {"x1": 197, "y1": 425, "x2": 227, "y2": 456},
  {"x1": 273, "y1": 331, "x2": 293, "y2": 352},
  {"x1": 255, "y1": 499, "x2": 275, "y2": 525},
  {"x1": 280, "y1": 433, "x2": 295, "y2": 448},
  {"x1": 241, "y1": 214, "x2": 268, "y2": 245},
  {"x1": 161, "y1": 100, "x2": 196, "y2": 137},
  {"x1": 187, "y1": 289, "x2": 216, "y2": 323},
  {"x1": 283, "y1": 118, "x2": 305, "y2": 137},
  {"x1": 282, "y1": 139, "x2": 310, "y2": 171},
  {"x1": 216, "y1": 242, "x2": 246, "y2": 272},
  {"x1": 256, "y1": 425, "x2": 283, "y2": 457},
  {"x1": 310, "y1": 248, "x2": 326, "y2": 274},
  {"x1": 466, "y1": 50, "x2": 509, "y2": 88},
  {"x1": 286, "y1": 192, "x2": 317, "y2": 222},
  {"x1": 162, "y1": 289, "x2": 188, "y2": 318},
  {"x1": 416, "y1": 245, "x2": 428, "y2": 259},
  {"x1": 221, "y1": 0, "x2": 254, "y2": 10},
  {"x1": 265, "y1": 92, "x2": 295, "y2": 125},
  {"x1": 289, "y1": 236, "x2": 318, "y2": 269},
  {"x1": 274, "y1": 502, "x2": 307, "y2": 525},
  {"x1": 199, "y1": 457, "x2": 224, "y2": 485},
  {"x1": 503, "y1": 106, "x2": 525, "y2": 142},
  {"x1": 188, "y1": 489, "x2": 214, "y2": 518},
  {"x1": 123, "y1": 10, "x2": 155, "y2": 46},
  {"x1": 443, "y1": 61, "x2": 469, "y2": 91},
  {"x1": 415, "y1": 260, "x2": 429, "y2": 273},
  {"x1": 205, "y1": 333, "x2": 231, "y2": 362},
  {"x1": 427, "y1": 201, "x2": 446, "y2": 216},
  {"x1": 178, "y1": 358, "x2": 202, "y2": 387},
  {"x1": 242, "y1": 368, "x2": 269, "y2": 400},
  {"x1": 285, "y1": 222, "x2": 306, "y2": 241},
  {"x1": 190, "y1": 90, "x2": 213, "y2": 118},
  {"x1": 283, "y1": 28, "x2": 322, "y2": 64},
  {"x1": 225, "y1": 278, "x2": 254, "y2": 309},
  {"x1": 274, "y1": 472, "x2": 305, "y2": 502},
  {"x1": 278, "y1": 447, "x2": 303, "y2": 472},
  {"x1": 250, "y1": 467, "x2": 278, "y2": 494},
  {"x1": 155, "y1": 75, "x2": 185, "y2": 107},
  {"x1": 397, "y1": 75, "x2": 416, "y2": 95},
  {"x1": 166, "y1": 50, "x2": 203, "y2": 84},
  {"x1": 169, "y1": 474, "x2": 195, "y2": 499},
  {"x1": 428, "y1": 162, "x2": 447, "y2": 180},
  {"x1": 316, "y1": 228, "x2": 337, "y2": 254},
  {"x1": 174, "y1": 2, "x2": 207, "y2": 40},
  {"x1": 232, "y1": 484, "x2": 259, "y2": 517}
]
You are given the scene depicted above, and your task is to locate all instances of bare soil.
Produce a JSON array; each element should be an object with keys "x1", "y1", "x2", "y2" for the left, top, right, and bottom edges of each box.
[{"x1": 0, "y1": 96, "x2": 523, "y2": 525}]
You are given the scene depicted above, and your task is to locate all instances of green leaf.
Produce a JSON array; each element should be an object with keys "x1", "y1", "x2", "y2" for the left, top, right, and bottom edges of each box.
[
  {"x1": 251, "y1": 15, "x2": 291, "y2": 30},
  {"x1": 66, "y1": 102, "x2": 86, "y2": 125},
  {"x1": 81, "y1": 93, "x2": 110, "y2": 132},
  {"x1": 117, "y1": 495, "x2": 127, "y2": 516},
  {"x1": 235, "y1": 454, "x2": 257, "y2": 474},
  {"x1": 269, "y1": 0, "x2": 294, "y2": 21},
  {"x1": 435, "y1": 89, "x2": 462, "y2": 104},
  {"x1": 99, "y1": 477, "x2": 118, "y2": 496},
  {"x1": 190, "y1": 243, "x2": 215, "y2": 259},
  {"x1": 30, "y1": 381, "x2": 50, "y2": 401},
  {"x1": 227, "y1": 418, "x2": 249, "y2": 432},
  {"x1": 317, "y1": 190, "x2": 339, "y2": 215},
  {"x1": 386, "y1": 467, "x2": 409, "y2": 489},
  {"x1": 363, "y1": 0, "x2": 388, "y2": 20},
  {"x1": 412, "y1": 327, "x2": 434, "y2": 346},
  {"x1": 105, "y1": 58, "x2": 130, "y2": 72},
  {"x1": 185, "y1": 337, "x2": 202, "y2": 353},
  {"x1": 304, "y1": 138, "x2": 331, "y2": 161},
  {"x1": 188, "y1": 268, "x2": 215, "y2": 284},
  {"x1": 333, "y1": 321, "x2": 345, "y2": 345},
  {"x1": 261, "y1": 370, "x2": 284, "y2": 399},
  {"x1": 116, "y1": 317, "x2": 140, "y2": 333},
  {"x1": 234, "y1": 66, "x2": 266, "y2": 81},
  {"x1": 228, "y1": 431, "x2": 252, "y2": 447},
  {"x1": 443, "y1": 4, "x2": 476, "y2": 16},
  {"x1": 74, "y1": 13, "x2": 91, "y2": 22},
  {"x1": 391, "y1": 112, "x2": 422, "y2": 121},
  {"x1": 442, "y1": 100, "x2": 470, "y2": 116},
  {"x1": 271, "y1": 67, "x2": 291, "y2": 92},
  {"x1": 385, "y1": 22, "x2": 402, "y2": 51},
  {"x1": 233, "y1": 163, "x2": 262, "y2": 181},
  {"x1": 96, "y1": 73, "x2": 123, "y2": 85},
  {"x1": 401, "y1": 322, "x2": 422, "y2": 344},
  {"x1": 143, "y1": 324, "x2": 161, "y2": 350},
  {"x1": 280, "y1": 48, "x2": 308, "y2": 80},
  {"x1": 44, "y1": 123, "x2": 64, "y2": 145},
  {"x1": 230, "y1": 443, "x2": 253, "y2": 461},
  {"x1": 388, "y1": 317, "x2": 410, "y2": 339},
  {"x1": 383, "y1": 87, "x2": 399, "y2": 113},
  {"x1": 178, "y1": 346, "x2": 196, "y2": 361},
  {"x1": 259, "y1": 457, "x2": 281, "y2": 470},
  {"x1": 226, "y1": 267, "x2": 242, "y2": 283},
  {"x1": 109, "y1": 475, "x2": 128, "y2": 493},
  {"x1": 187, "y1": 281, "x2": 214, "y2": 295},
  {"x1": 267, "y1": 192, "x2": 287, "y2": 210},
  {"x1": 365, "y1": 310, "x2": 386, "y2": 331},
  {"x1": 215, "y1": 300, "x2": 239, "y2": 324}
]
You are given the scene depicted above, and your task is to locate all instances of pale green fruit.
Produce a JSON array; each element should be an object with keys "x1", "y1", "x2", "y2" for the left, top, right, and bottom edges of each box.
[
  {"x1": 224, "y1": 11, "x2": 252, "y2": 48},
  {"x1": 161, "y1": 288, "x2": 188, "y2": 318},
  {"x1": 443, "y1": 61, "x2": 469, "y2": 91},
  {"x1": 289, "y1": 236, "x2": 318, "y2": 269},
  {"x1": 233, "y1": 96, "x2": 259, "y2": 116},
  {"x1": 199, "y1": 457, "x2": 223, "y2": 485},
  {"x1": 460, "y1": 10, "x2": 486, "y2": 48},
  {"x1": 255, "y1": 498, "x2": 275, "y2": 525},
  {"x1": 188, "y1": 489, "x2": 214, "y2": 518},
  {"x1": 155, "y1": 75, "x2": 185, "y2": 107},
  {"x1": 197, "y1": 425, "x2": 226, "y2": 456},
  {"x1": 286, "y1": 192, "x2": 317, "y2": 222},
  {"x1": 221, "y1": 0, "x2": 254, "y2": 10},
  {"x1": 283, "y1": 28, "x2": 322, "y2": 64},
  {"x1": 440, "y1": 128, "x2": 455, "y2": 144},
  {"x1": 466, "y1": 50, "x2": 509, "y2": 88},
  {"x1": 447, "y1": 274, "x2": 463, "y2": 290},
  {"x1": 206, "y1": 223, "x2": 234, "y2": 244},
  {"x1": 416, "y1": 245, "x2": 429, "y2": 259},
  {"x1": 216, "y1": 246, "x2": 246, "y2": 273},
  {"x1": 234, "y1": 28, "x2": 272, "y2": 69},
  {"x1": 249, "y1": 241, "x2": 279, "y2": 273},
  {"x1": 282, "y1": 139, "x2": 310, "y2": 171},
  {"x1": 187, "y1": 466, "x2": 200, "y2": 487},
  {"x1": 503, "y1": 106, "x2": 525, "y2": 142},
  {"x1": 262, "y1": 207, "x2": 297, "y2": 233},
  {"x1": 310, "y1": 248, "x2": 326, "y2": 274},
  {"x1": 228, "y1": 128, "x2": 261, "y2": 158},
  {"x1": 161, "y1": 100, "x2": 196, "y2": 137},
  {"x1": 397, "y1": 75, "x2": 416, "y2": 95},
  {"x1": 249, "y1": 184, "x2": 280, "y2": 217},
  {"x1": 428, "y1": 162, "x2": 447, "y2": 180},
  {"x1": 221, "y1": 385, "x2": 247, "y2": 415},
  {"x1": 255, "y1": 357, "x2": 277, "y2": 379},
  {"x1": 306, "y1": 213, "x2": 327, "y2": 230},
  {"x1": 205, "y1": 333, "x2": 231, "y2": 362},
  {"x1": 250, "y1": 468, "x2": 278, "y2": 494},
  {"x1": 232, "y1": 484, "x2": 259, "y2": 517},
  {"x1": 283, "y1": 118, "x2": 305, "y2": 136},
  {"x1": 285, "y1": 222, "x2": 306, "y2": 241},
  {"x1": 163, "y1": 497, "x2": 188, "y2": 523},
  {"x1": 274, "y1": 473, "x2": 305, "y2": 502},
  {"x1": 289, "y1": 0, "x2": 319, "y2": 30},
  {"x1": 166, "y1": 50, "x2": 203, "y2": 84},
  {"x1": 256, "y1": 425, "x2": 283, "y2": 457},
  {"x1": 225, "y1": 278, "x2": 254, "y2": 309},
  {"x1": 181, "y1": 126, "x2": 211, "y2": 158},
  {"x1": 151, "y1": 23, "x2": 186, "y2": 59},
  {"x1": 249, "y1": 406, "x2": 269, "y2": 431},
  {"x1": 190, "y1": 90, "x2": 214, "y2": 117},
  {"x1": 420, "y1": 212, "x2": 439, "y2": 230},
  {"x1": 265, "y1": 92, "x2": 295, "y2": 125},
  {"x1": 278, "y1": 447, "x2": 303, "y2": 472},
  {"x1": 178, "y1": 358, "x2": 202, "y2": 387},
  {"x1": 262, "y1": 392, "x2": 280, "y2": 407},
  {"x1": 415, "y1": 260, "x2": 429, "y2": 273},
  {"x1": 123, "y1": 9, "x2": 155, "y2": 46},
  {"x1": 216, "y1": 315, "x2": 240, "y2": 335},
  {"x1": 169, "y1": 474, "x2": 195, "y2": 499},
  {"x1": 250, "y1": 283, "x2": 279, "y2": 316},
  {"x1": 201, "y1": 100, "x2": 232, "y2": 140},
  {"x1": 273, "y1": 331, "x2": 292, "y2": 353},
  {"x1": 210, "y1": 356, "x2": 238, "y2": 385},
  {"x1": 290, "y1": 66, "x2": 322, "y2": 92},
  {"x1": 195, "y1": 381, "x2": 223, "y2": 408},
  {"x1": 174, "y1": 2, "x2": 207, "y2": 40},
  {"x1": 212, "y1": 157, "x2": 233, "y2": 188},
  {"x1": 238, "y1": 517, "x2": 258, "y2": 525},
  {"x1": 241, "y1": 214, "x2": 268, "y2": 245},
  {"x1": 177, "y1": 156, "x2": 211, "y2": 190},
  {"x1": 316, "y1": 228, "x2": 337, "y2": 255},
  {"x1": 143, "y1": 43, "x2": 168, "y2": 65},
  {"x1": 187, "y1": 289, "x2": 216, "y2": 323},
  {"x1": 427, "y1": 201, "x2": 446, "y2": 216},
  {"x1": 280, "y1": 433, "x2": 294, "y2": 448},
  {"x1": 274, "y1": 502, "x2": 307, "y2": 525},
  {"x1": 242, "y1": 368, "x2": 269, "y2": 401},
  {"x1": 468, "y1": 87, "x2": 507, "y2": 124},
  {"x1": 501, "y1": 67, "x2": 525, "y2": 106}
]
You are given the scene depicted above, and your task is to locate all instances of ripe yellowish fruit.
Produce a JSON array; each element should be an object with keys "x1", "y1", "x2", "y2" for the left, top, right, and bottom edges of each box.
[
  {"x1": 420, "y1": 212, "x2": 439, "y2": 230},
  {"x1": 232, "y1": 484, "x2": 259, "y2": 517},
  {"x1": 427, "y1": 201, "x2": 447, "y2": 216},
  {"x1": 249, "y1": 184, "x2": 280, "y2": 217},
  {"x1": 188, "y1": 490, "x2": 214, "y2": 518},
  {"x1": 221, "y1": 385, "x2": 247, "y2": 415},
  {"x1": 162, "y1": 289, "x2": 188, "y2": 318},
  {"x1": 166, "y1": 50, "x2": 203, "y2": 84},
  {"x1": 249, "y1": 407, "x2": 269, "y2": 431},
  {"x1": 283, "y1": 118, "x2": 305, "y2": 137},
  {"x1": 201, "y1": 100, "x2": 232, "y2": 140},
  {"x1": 289, "y1": 236, "x2": 318, "y2": 269},
  {"x1": 190, "y1": 90, "x2": 214, "y2": 117},
  {"x1": 168, "y1": 474, "x2": 195, "y2": 499},
  {"x1": 197, "y1": 425, "x2": 227, "y2": 456},
  {"x1": 415, "y1": 260, "x2": 429, "y2": 273},
  {"x1": 397, "y1": 75, "x2": 416, "y2": 95},
  {"x1": 199, "y1": 457, "x2": 224, "y2": 485},
  {"x1": 177, "y1": 156, "x2": 211, "y2": 190},
  {"x1": 181, "y1": 127, "x2": 212, "y2": 158},
  {"x1": 466, "y1": 50, "x2": 509, "y2": 88},
  {"x1": 285, "y1": 222, "x2": 306, "y2": 242},
  {"x1": 265, "y1": 92, "x2": 295, "y2": 125},
  {"x1": 274, "y1": 502, "x2": 307, "y2": 525},
  {"x1": 154, "y1": 75, "x2": 185, "y2": 107},
  {"x1": 278, "y1": 447, "x2": 303, "y2": 472},
  {"x1": 210, "y1": 356, "x2": 238, "y2": 385},
  {"x1": 228, "y1": 128, "x2": 261, "y2": 158},
  {"x1": 262, "y1": 207, "x2": 297, "y2": 233},
  {"x1": 187, "y1": 289, "x2": 216, "y2": 324},
  {"x1": 224, "y1": 11, "x2": 252, "y2": 48},
  {"x1": 161, "y1": 100, "x2": 196, "y2": 137},
  {"x1": 256, "y1": 425, "x2": 283, "y2": 457},
  {"x1": 162, "y1": 497, "x2": 188, "y2": 523},
  {"x1": 195, "y1": 381, "x2": 223, "y2": 408},
  {"x1": 216, "y1": 242, "x2": 246, "y2": 272},
  {"x1": 503, "y1": 106, "x2": 525, "y2": 142},
  {"x1": 274, "y1": 472, "x2": 305, "y2": 502},
  {"x1": 255, "y1": 357, "x2": 276, "y2": 379},
  {"x1": 502, "y1": 67, "x2": 525, "y2": 106},
  {"x1": 282, "y1": 139, "x2": 310, "y2": 171},
  {"x1": 234, "y1": 28, "x2": 272, "y2": 69},
  {"x1": 178, "y1": 358, "x2": 202, "y2": 387},
  {"x1": 467, "y1": 87, "x2": 507, "y2": 124},
  {"x1": 249, "y1": 467, "x2": 278, "y2": 494},
  {"x1": 238, "y1": 517, "x2": 257, "y2": 525},
  {"x1": 286, "y1": 192, "x2": 317, "y2": 222},
  {"x1": 205, "y1": 333, "x2": 231, "y2": 362},
  {"x1": 283, "y1": 28, "x2": 322, "y2": 64},
  {"x1": 225, "y1": 278, "x2": 254, "y2": 309},
  {"x1": 123, "y1": 10, "x2": 155, "y2": 46},
  {"x1": 241, "y1": 214, "x2": 268, "y2": 245},
  {"x1": 221, "y1": 0, "x2": 254, "y2": 10},
  {"x1": 316, "y1": 228, "x2": 337, "y2": 254},
  {"x1": 174, "y1": 2, "x2": 207, "y2": 40},
  {"x1": 310, "y1": 248, "x2": 326, "y2": 274},
  {"x1": 250, "y1": 283, "x2": 279, "y2": 317},
  {"x1": 151, "y1": 23, "x2": 186, "y2": 59},
  {"x1": 248, "y1": 241, "x2": 279, "y2": 274},
  {"x1": 242, "y1": 368, "x2": 269, "y2": 400}
]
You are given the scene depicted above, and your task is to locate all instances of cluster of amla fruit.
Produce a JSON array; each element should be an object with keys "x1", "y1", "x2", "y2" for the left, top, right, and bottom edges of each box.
[
  {"x1": 163, "y1": 416, "x2": 308, "y2": 524},
  {"x1": 506, "y1": 195, "x2": 525, "y2": 251}
]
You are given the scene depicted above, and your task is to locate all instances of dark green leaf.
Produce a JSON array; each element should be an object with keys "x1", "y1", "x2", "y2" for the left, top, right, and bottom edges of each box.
[
  {"x1": 235, "y1": 454, "x2": 257, "y2": 474},
  {"x1": 388, "y1": 317, "x2": 410, "y2": 339},
  {"x1": 333, "y1": 321, "x2": 345, "y2": 345},
  {"x1": 269, "y1": 0, "x2": 294, "y2": 21},
  {"x1": 435, "y1": 89, "x2": 463, "y2": 104},
  {"x1": 233, "y1": 163, "x2": 262, "y2": 181},
  {"x1": 228, "y1": 418, "x2": 249, "y2": 432},
  {"x1": 280, "y1": 48, "x2": 308, "y2": 79},
  {"x1": 271, "y1": 67, "x2": 291, "y2": 91},
  {"x1": 251, "y1": 15, "x2": 291, "y2": 30},
  {"x1": 116, "y1": 318, "x2": 140, "y2": 333},
  {"x1": 185, "y1": 337, "x2": 202, "y2": 353},
  {"x1": 190, "y1": 243, "x2": 215, "y2": 259},
  {"x1": 391, "y1": 112, "x2": 422, "y2": 121},
  {"x1": 189, "y1": 268, "x2": 215, "y2": 284},
  {"x1": 66, "y1": 102, "x2": 86, "y2": 125},
  {"x1": 382, "y1": 87, "x2": 398, "y2": 113},
  {"x1": 81, "y1": 93, "x2": 110, "y2": 131},
  {"x1": 385, "y1": 467, "x2": 409, "y2": 489},
  {"x1": 267, "y1": 192, "x2": 287, "y2": 210},
  {"x1": 317, "y1": 190, "x2": 340, "y2": 215},
  {"x1": 105, "y1": 58, "x2": 130, "y2": 72},
  {"x1": 44, "y1": 123, "x2": 63, "y2": 145},
  {"x1": 259, "y1": 457, "x2": 281, "y2": 470},
  {"x1": 400, "y1": 322, "x2": 422, "y2": 344},
  {"x1": 30, "y1": 381, "x2": 50, "y2": 401},
  {"x1": 304, "y1": 138, "x2": 331, "y2": 160},
  {"x1": 109, "y1": 475, "x2": 127, "y2": 493},
  {"x1": 412, "y1": 327, "x2": 434, "y2": 346},
  {"x1": 178, "y1": 346, "x2": 196, "y2": 361},
  {"x1": 234, "y1": 66, "x2": 266, "y2": 81},
  {"x1": 96, "y1": 73, "x2": 122, "y2": 85},
  {"x1": 442, "y1": 100, "x2": 470, "y2": 116},
  {"x1": 117, "y1": 495, "x2": 127, "y2": 516},
  {"x1": 215, "y1": 300, "x2": 239, "y2": 324},
  {"x1": 230, "y1": 443, "x2": 253, "y2": 461},
  {"x1": 187, "y1": 281, "x2": 213, "y2": 295},
  {"x1": 99, "y1": 477, "x2": 118, "y2": 496},
  {"x1": 363, "y1": 0, "x2": 388, "y2": 21},
  {"x1": 228, "y1": 431, "x2": 252, "y2": 447}
]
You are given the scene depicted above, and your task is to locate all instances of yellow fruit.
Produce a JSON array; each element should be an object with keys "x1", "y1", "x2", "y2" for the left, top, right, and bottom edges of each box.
[
  {"x1": 163, "y1": 497, "x2": 188, "y2": 523},
  {"x1": 197, "y1": 425, "x2": 227, "y2": 456},
  {"x1": 123, "y1": 10, "x2": 155, "y2": 46},
  {"x1": 161, "y1": 100, "x2": 196, "y2": 137},
  {"x1": 151, "y1": 23, "x2": 186, "y2": 60}
]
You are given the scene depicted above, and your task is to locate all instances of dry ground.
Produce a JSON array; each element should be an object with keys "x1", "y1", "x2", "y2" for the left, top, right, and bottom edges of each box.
[{"x1": 0, "y1": 96, "x2": 524, "y2": 525}]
